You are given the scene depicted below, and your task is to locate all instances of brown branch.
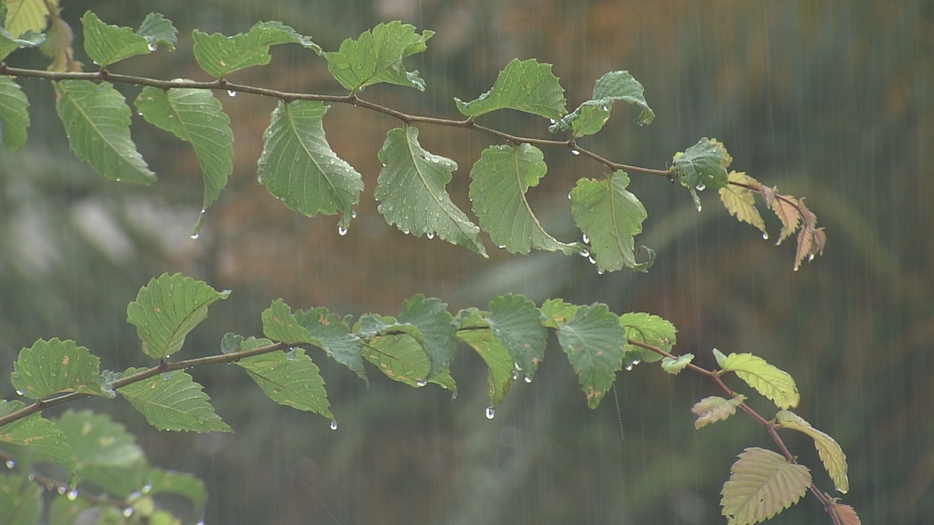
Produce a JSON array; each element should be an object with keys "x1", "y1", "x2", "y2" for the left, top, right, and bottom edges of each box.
[{"x1": 0, "y1": 65, "x2": 671, "y2": 178}]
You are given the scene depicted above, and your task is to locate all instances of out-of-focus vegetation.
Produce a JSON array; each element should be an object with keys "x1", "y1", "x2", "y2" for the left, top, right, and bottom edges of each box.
[{"x1": 1, "y1": 1, "x2": 931, "y2": 523}]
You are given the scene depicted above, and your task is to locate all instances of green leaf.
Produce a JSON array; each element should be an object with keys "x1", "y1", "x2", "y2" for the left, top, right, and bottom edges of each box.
[
  {"x1": 376, "y1": 126, "x2": 486, "y2": 255},
  {"x1": 235, "y1": 343, "x2": 333, "y2": 419},
  {"x1": 0, "y1": 400, "x2": 76, "y2": 485},
  {"x1": 555, "y1": 303, "x2": 625, "y2": 408},
  {"x1": 661, "y1": 353, "x2": 693, "y2": 374},
  {"x1": 81, "y1": 11, "x2": 150, "y2": 67},
  {"x1": 192, "y1": 20, "x2": 319, "y2": 78},
  {"x1": 455, "y1": 58, "x2": 566, "y2": 120},
  {"x1": 260, "y1": 301, "x2": 366, "y2": 382},
  {"x1": 550, "y1": 70, "x2": 654, "y2": 136},
  {"x1": 135, "y1": 12, "x2": 177, "y2": 52},
  {"x1": 487, "y1": 294, "x2": 547, "y2": 380},
  {"x1": 620, "y1": 312, "x2": 677, "y2": 364},
  {"x1": 469, "y1": 144, "x2": 579, "y2": 255},
  {"x1": 118, "y1": 367, "x2": 233, "y2": 433},
  {"x1": 719, "y1": 171, "x2": 767, "y2": 236},
  {"x1": 775, "y1": 410, "x2": 849, "y2": 493},
  {"x1": 11, "y1": 338, "x2": 104, "y2": 399},
  {"x1": 691, "y1": 395, "x2": 746, "y2": 429},
  {"x1": 0, "y1": 76, "x2": 29, "y2": 151},
  {"x1": 721, "y1": 352, "x2": 800, "y2": 409},
  {"x1": 127, "y1": 273, "x2": 231, "y2": 360},
  {"x1": 55, "y1": 80, "x2": 156, "y2": 185},
  {"x1": 293, "y1": 308, "x2": 366, "y2": 383},
  {"x1": 257, "y1": 100, "x2": 363, "y2": 229},
  {"x1": 396, "y1": 295, "x2": 457, "y2": 378},
  {"x1": 362, "y1": 333, "x2": 431, "y2": 386},
  {"x1": 570, "y1": 171, "x2": 649, "y2": 272},
  {"x1": 713, "y1": 348, "x2": 728, "y2": 368},
  {"x1": 134, "y1": 85, "x2": 233, "y2": 233},
  {"x1": 54, "y1": 410, "x2": 148, "y2": 497},
  {"x1": 539, "y1": 298, "x2": 578, "y2": 329},
  {"x1": 0, "y1": 473, "x2": 41, "y2": 525},
  {"x1": 324, "y1": 21, "x2": 432, "y2": 93},
  {"x1": 456, "y1": 313, "x2": 514, "y2": 407},
  {"x1": 0, "y1": 27, "x2": 44, "y2": 60},
  {"x1": 145, "y1": 469, "x2": 207, "y2": 517},
  {"x1": 671, "y1": 138, "x2": 732, "y2": 210},
  {"x1": 720, "y1": 447, "x2": 810, "y2": 525},
  {"x1": 3, "y1": 0, "x2": 52, "y2": 38}
]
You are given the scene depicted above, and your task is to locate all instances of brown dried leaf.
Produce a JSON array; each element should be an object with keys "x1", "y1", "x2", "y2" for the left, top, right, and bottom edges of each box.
[
  {"x1": 829, "y1": 501, "x2": 861, "y2": 525},
  {"x1": 691, "y1": 394, "x2": 746, "y2": 429},
  {"x1": 770, "y1": 194, "x2": 800, "y2": 245}
]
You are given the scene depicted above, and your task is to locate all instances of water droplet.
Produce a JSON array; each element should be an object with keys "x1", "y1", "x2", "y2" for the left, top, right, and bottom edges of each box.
[
  {"x1": 524, "y1": 376, "x2": 532, "y2": 384},
  {"x1": 571, "y1": 149, "x2": 580, "y2": 156},
  {"x1": 403, "y1": 230, "x2": 410, "y2": 235},
  {"x1": 66, "y1": 489, "x2": 79, "y2": 500},
  {"x1": 148, "y1": 43, "x2": 157, "y2": 52},
  {"x1": 695, "y1": 204, "x2": 703, "y2": 213},
  {"x1": 794, "y1": 265, "x2": 799, "y2": 272},
  {"x1": 5, "y1": 459, "x2": 14, "y2": 469},
  {"x1": 485, "y1": 406, "x2": 495, "y2": 420},
  {"x1": 15, "y1": 390, "x2": 23, "y2": 396},
  {"x1": 762, "y1": 232, "x2": 769, "y2": 240},
  {"x1": 567, "y1": 192, "x2": 572, "y2": 200},
  {"x1": 582, "y1": 234, "x2": 590, "y2": 244},
  {"x1": 625, "y1": 363, "x2": 633, "y2": 371},
  {"x1": 426, "y1": 232, "x2": 435, "y2": 240},
  {"x1": 549, "y1": 118, "x2": 556, "y2": 124},
  {"x1": 451, "y1": 392, "x2": 458, "y2": 400},
  {"x1": 597, "y1": 269, "x2": 604, "y2": 275},
  {"x1": 338, "y1": 226, "x2": 348, "y2": 236},
  {"x1": 227, "y1": 90, "x2": 237, "y2": 98},
  {"x1": 190, "y1": 233, "x2": 199, "y2": 240},
  {"x1": 351, "y1": 210, "x2": 357, "y2": 219},
  {"x1": 695, "y1": 183, "x2": 706, "y2": 192},
  {"x1": 123, "y1": 508, "x2": 134, "y2": 518},
  {"x1": 416, "y1": 380, "x2": 427, "y2": 387},
  {"x1": 632, "y1": 359, "x2": 640, "y2": 366},
  {"x1": 142, "y1": 484, "x2": 152, "y2": 494},
  {"x1": 57, "y1": 485, "x2": 67, "y2": 495},
  {"x1": 330, "y1": 420, "x2": 338, "y2": 431},
  {"x1": 808, "y1": 254, "x2": 815, "y2": 262},
  {"x1": 513, "y1": 362, "x2": 522, "y2": 371},
  {"x1": 588, "y1": 256, "x2": 596, "y2": 265},
  {"x1": 579, "y1": 249, "x2": 590, "y2": 257},
  {"x1": 512, "y1": 370, "x2": 519, "y2": 381}
]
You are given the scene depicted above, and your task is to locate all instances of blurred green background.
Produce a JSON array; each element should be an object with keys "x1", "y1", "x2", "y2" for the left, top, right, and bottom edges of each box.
[{"x1": 1, "y1": 0, "x2": 931, "y2": 523}]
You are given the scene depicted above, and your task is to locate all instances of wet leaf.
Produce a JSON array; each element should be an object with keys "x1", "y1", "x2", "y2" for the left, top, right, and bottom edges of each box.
[
  {"x1": 620, "y1": 312, "x2": 677, "y2": 364},
  {"x1": 555, "y1": 303, "x2": 625, "y2": 408},
  {"x1": 570, "y1": 171, "x2": 649, "y2": 272},
  {"x1": 3, "y1": 0, "x2": 53, "y2": 38},
  {"x1": 193, "y1": 20, "x2": 319, "y2": 78},
  {"x1": 456, "y1": 311, "x2": 514, "y2": 407},
  {"x1": 671, "y1": 138, "x2": 732, "y2": 209},
  {"x1": 146, "y1": 469, "x2": 206, "y2": 518},
  {"x1": 691, "y1": 395, "x2": 746, "y2": 429},
  {"x1": 721, "y1": 352, "x2": 799, "y2": 409},
  {"x1": 376, "y1": 126, "x2": 486, "y2": 255},
  {"x1": 770, "y1": 195, "x2": 800, "y2": 245},
  {"x1": 0, "y1": 473, "x2": 41, "y2": 525},
  {"x1": 0, "y1": 26, "x2": 44, "y2": 60},
  {"x1": 455, "y1": 58, "x2": 566, "y2": 120},
  {"x1": 487, "y1": 294, "x2": 548, "y2": 380},
  {"x1": 829, "y1": 501, "x2": 861, "y2": 525},
  {"x1": 325, "y1": 21, "x2": 431, "y2": 92},
  {"x1": 469, "y1": 143, "x2": 579, "y2": 254},
  {"x1": 720, "y1": 447, "x2": 810, "y2": 525},
  {"x1": 775, "y1": 410, "x2": 848, "y2": 493},
  {"x1": 719, "y1": 171, "x2": 767, "y2": 235},
  {"x1": 661, "y1": 353, "x2": 693, "y2": 374},
  {"x1": 55, "y1": 80, "x2": 155, "y2": 184},
  {"x1": 0, "y1": 400, "x2": 76, "y2": 485},
  {"x1": 550, "y1": 70, "x2": 654, "y2": 136},
  {"x1": 235, "y1": 341, "x2": 332, "y2": 419},
  {"x1": 539, "y1": 298, "x2": 579, "y2": 329},
  {"x1": 118, "y1": 367, "x2": 232, "y2": 433},
  {"x1": 11, "y1": 338, "x2": 104, "y2": 399},
  {"x1": 0, "y1": 77, "x2": 29, "y2": 152},
  {"x1": 257, "y1": 101, "x2": 363, "y2": 229},
  {"x1": 135, "y1": 12, "x2": 177, "y2": 52},
  {"x1": 81, "y1": 11, "x2": 150, "y2": 67}
]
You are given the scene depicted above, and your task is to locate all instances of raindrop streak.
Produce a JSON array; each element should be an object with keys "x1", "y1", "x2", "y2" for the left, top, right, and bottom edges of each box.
[
  {"x1": 330, "y1": 420, "x2": 338, "y2": 431},
  {"x1": 5, "y1": 459, "x2": 14, "y2": 469},
  {"x1": 485, "y1": 407, "x2": 495, "y2": 420},
  {"x1": 338, "y1": 226, "x2": 348, "y2": 236},
  {"x1": 227, "y1": 90, "x2": 237, "y2": 98}
]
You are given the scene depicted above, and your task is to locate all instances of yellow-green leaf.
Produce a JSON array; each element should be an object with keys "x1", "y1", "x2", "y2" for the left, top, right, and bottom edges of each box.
[
  {"x1": 720, "y1": 447, "x2": 810, "y2": 525},
  {"x1": 661, "y1": 353, "x2": 693, "y2": 374},
  {"x1": 775, "y1": 410, "x2": 849, "y2": 493},
  {"x1": 691, "y1": 394, "x2": 745, "y2": 429},
  {"x1": 719, "y1": 171, "x2": 766, "y2": 235},
  {"x1": 721, "y1": 352, "x2": 799, "y2": 409}
]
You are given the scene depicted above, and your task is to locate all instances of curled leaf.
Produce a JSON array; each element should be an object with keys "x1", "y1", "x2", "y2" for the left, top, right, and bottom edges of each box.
[
  {"x1": 691, "y1": 394, "x2": 746, "y2": 429},
  {"x1": 775, "y1": 410, "x2": 849, "y2": 493}
]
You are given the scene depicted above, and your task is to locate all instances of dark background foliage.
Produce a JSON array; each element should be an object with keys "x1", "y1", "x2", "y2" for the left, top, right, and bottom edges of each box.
[{"x1": 1, "y1": 1, "x2": 931, "y2": 523}]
